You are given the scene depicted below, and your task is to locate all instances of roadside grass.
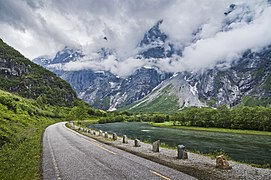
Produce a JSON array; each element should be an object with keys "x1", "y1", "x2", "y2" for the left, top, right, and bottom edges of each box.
[
  {"x1": 0, "y1": 90, "x2": 69, "y2": 180},
  {"x1": 149, "y1": 121, "x2": 271, "y2": 136},
  {"x1": 189, "y1": 149, "x2": 231, "y2": 160},
  {"x1": 0, "y1": 118, "x2": 55, "y2": 180},
  {"x1": 249, "y1": 163, "x2": 271, "y2": 169}
]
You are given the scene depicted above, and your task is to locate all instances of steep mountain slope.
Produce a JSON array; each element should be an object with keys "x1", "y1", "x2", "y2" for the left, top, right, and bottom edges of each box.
[
  {"x1": 0, "y1": 39, "x2": 77, "y2": 106},
  {"x1": 127, "y1": 47, "x2": 271, "y2": 112},
  {"x1": 198, "y1": 47, "x2": 271, "y2": 107},
  {"x1": 60, "y1": 67, "x2": 171, "y2": 110},
  {"x1": 124, "y1": 73, "x2": 206, "y2": 113}
]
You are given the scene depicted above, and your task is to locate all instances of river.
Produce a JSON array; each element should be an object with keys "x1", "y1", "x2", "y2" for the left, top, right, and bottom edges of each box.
[{"x1": 88, "y1": 122, "x2": 271, "y2": 165}]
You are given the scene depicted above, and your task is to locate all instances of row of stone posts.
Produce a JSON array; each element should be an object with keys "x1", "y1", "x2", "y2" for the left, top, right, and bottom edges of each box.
[
  {"x1": 75, "y1": 124, "x2": 188, "y2": 160},
  {"x1": 74, "y1": 123, "x2": 189, "y2": 159},
  {"x1": 70, "y1": 121, "x2": 231, "y2": 168},
  {"x1": 78, "y1": 127, "x2": 141, "y2": 147}
]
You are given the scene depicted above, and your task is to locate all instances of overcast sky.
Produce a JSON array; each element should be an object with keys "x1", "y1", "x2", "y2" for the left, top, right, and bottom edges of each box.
[{"x1": 0, "y1": 0, "x2": 271, "y2": 77}]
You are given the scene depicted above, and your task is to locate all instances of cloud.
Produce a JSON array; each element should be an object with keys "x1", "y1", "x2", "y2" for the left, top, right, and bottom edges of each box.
[
  {"x1": 0, "y1": 0, "x2": 271, "y2": 77},
  {"x1": 50, "y1": 56, "x2": 146, "y2": 77},
  {"x1": 176, "y1": 3, "x2": 271, "y2": 72}
]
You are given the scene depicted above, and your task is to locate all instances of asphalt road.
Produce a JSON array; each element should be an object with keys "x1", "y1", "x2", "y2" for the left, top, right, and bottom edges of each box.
[{"x1": 42, "y1": 122, "x2": 196, "y2": 180}]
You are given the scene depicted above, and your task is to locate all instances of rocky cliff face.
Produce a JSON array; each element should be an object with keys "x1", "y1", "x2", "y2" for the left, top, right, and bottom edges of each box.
[
  {"x1": 58, "y1": 67, "x2": 171, "y2": 110},
  {"x1": 0, "y1": 39, "x2": 77, "y2": 106},
  {"x1": 198, "y1": 47, "x2": 271, "y2": 107},
  {"x1": 0, "y1": 57, "x2": 30, "y2": 76}
]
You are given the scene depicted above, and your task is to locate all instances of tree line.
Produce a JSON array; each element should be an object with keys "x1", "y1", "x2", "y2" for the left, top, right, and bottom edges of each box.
[
  {"x1": 63, "y1": 98, "x2": 271, "y2": 132},
  {"x1": 97, "y1": 105, "x2": 271, "y2": 131},
  {"x1": 173, "y1": 106, "x2": 271, "y2": 131}
]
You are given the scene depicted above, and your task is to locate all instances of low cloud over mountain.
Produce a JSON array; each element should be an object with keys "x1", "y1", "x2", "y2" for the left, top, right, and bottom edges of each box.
[{"x1": 1, "y1": 0, "x2": 271, "y2": 77}]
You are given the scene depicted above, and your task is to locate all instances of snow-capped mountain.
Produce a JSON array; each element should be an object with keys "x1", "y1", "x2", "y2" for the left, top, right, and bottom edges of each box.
[
  {"x1": 137, "y1": 20, "x2": 177, "y2": 59},
  {"x1": 127, "y1": 47, "x2": 271, "y2": 113},
  {"x1": 34, "y1": 46, "x2": 84, "y2": 66},
  {"x1": 33, "y1": 20, "x2": 174, "y2": 110},
  {"x1": 33, "y1": 3, "x2": 271, "y2": 111},
  {"x1": 32, "y1": 55, "x2": 52, "y2": 66}
]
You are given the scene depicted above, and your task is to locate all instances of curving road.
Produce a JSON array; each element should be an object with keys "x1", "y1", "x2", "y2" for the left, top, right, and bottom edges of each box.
[{"x1": 42, "y1": 122, "x2": 196, "y2": 180}]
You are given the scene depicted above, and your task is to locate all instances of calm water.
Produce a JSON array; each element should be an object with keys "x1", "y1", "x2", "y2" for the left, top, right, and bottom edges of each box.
[{"x1": 89, "y1": 122, "x2": 271, "y2": 165}]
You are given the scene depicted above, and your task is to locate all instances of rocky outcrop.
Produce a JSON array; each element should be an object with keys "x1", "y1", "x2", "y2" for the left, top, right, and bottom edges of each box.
[{"x1": 0, "y1": 58, "x2": 30, "y2": 76}]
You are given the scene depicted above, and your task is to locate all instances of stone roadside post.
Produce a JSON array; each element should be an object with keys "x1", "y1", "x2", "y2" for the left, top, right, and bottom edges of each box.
[
  {"x1": 177, "y1": 145, "x2": 188, "y2": 159},
  {"x1": 123, "y1": 135, "x2": 128, "y2": 143},
  {"x1": 134, "y1": 139, "x2": 141, "y2": 147},
  {"x1": 113, "y1": 133, "x2": 118, "y2": 141},
  {"x1": 152, "y1": 140, "x2": 160, "y2": 152}
]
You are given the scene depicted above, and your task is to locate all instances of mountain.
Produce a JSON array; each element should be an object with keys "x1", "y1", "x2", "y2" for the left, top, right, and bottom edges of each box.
[
  {"x1": 34, "y1": 46, "x2": 84, "y2": 66},
  {"x1": 52, "y1": 67, "x2": 171, "y2": 111},
  {"x1": 123, "y1": 73, "x2": 206, "y2": 113},
  {"x1": 33, "y1": 21, "x2": 173, "y2": 110},
  {"x1": 137, "y1": 20, "x2": 177, "y2": 58},
  {"x1": 33, "y1": 6, "x2": 271, "y2": 111},
  {"x1": 125, "y1": 47, "x2": 271, "y2": 113},
  {"x1": 0, "y1": 38, "x2": 77, "y2": 106},
  {"x1": 198, "y1": 47, "x2": 271, "y2": 107}
]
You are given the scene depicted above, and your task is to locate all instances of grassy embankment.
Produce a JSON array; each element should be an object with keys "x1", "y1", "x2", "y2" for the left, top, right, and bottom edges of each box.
[
  {"x1": 0, "y1": 90, "x2": 71, "y2": 180},
  {"x1": 150, "y1": 121, "x2": 271, "y2": 136}
]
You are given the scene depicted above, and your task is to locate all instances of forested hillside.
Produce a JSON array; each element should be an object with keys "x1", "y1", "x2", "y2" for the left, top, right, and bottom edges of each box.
[{"x1": 0, "y1": 39, "x2": 76, "y2": 106}]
